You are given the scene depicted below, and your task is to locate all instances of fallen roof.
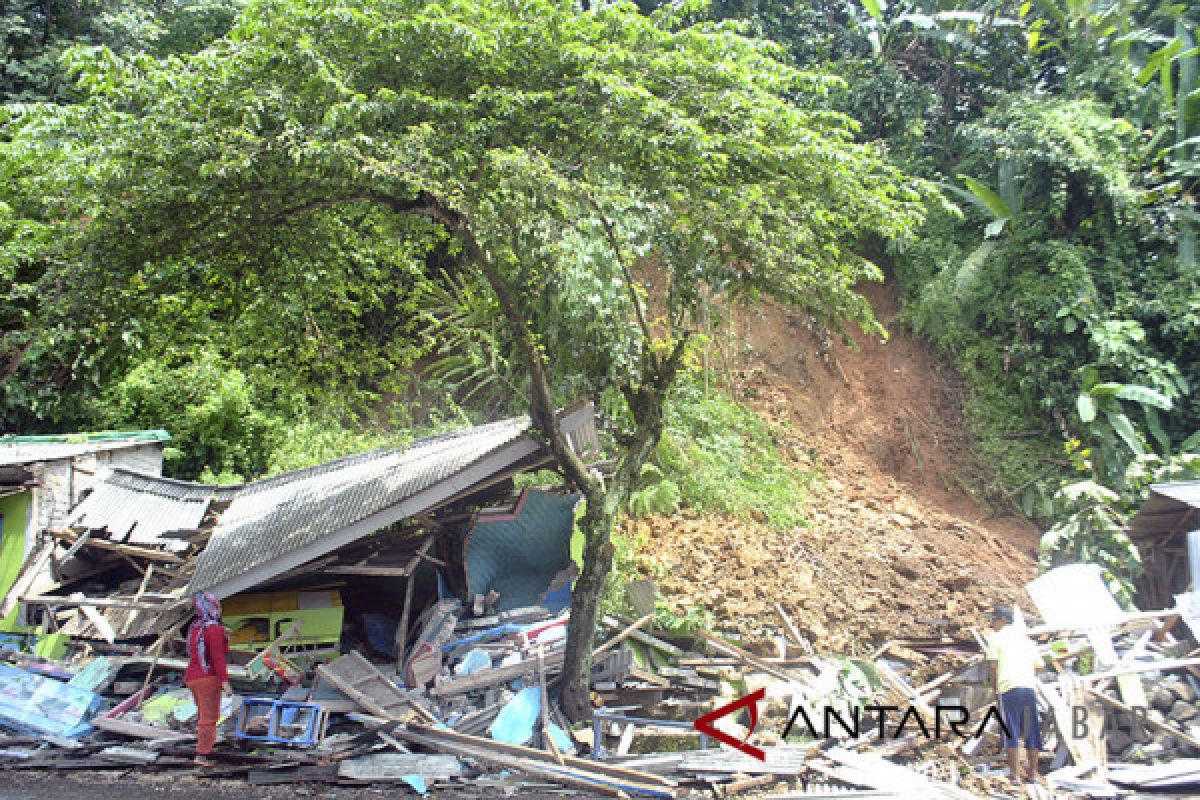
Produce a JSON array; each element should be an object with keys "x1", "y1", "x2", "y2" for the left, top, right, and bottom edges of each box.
[
  {"x1": 66, "y1": 470, "x2": 233, "y2": 546},
  {"x1": 190, "y1": 404, "x2": 596, "y2": 598},
  {"x1": 0, "y1": 430, "x2": 171, "y2": 467},
  {"x1": 1128, "y1": 481, "x2": 1200, "y2": 541}
]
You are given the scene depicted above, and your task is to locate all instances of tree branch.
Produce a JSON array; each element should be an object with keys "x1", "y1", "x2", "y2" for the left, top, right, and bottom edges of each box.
[
  {"x1": 0, "y1": 336, "x2": 33, "y2": 387},
  {"x1": 586, "y1": 196, "x2": 656, "y2": 362},
  {"x1": 251, "y1": 188, "x2": 600, "y2": 498}
]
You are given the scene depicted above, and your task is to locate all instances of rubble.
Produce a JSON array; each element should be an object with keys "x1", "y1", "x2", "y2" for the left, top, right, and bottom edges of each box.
[
  {"x1": 4, "y1": 417, "x2": 1200, "y2": 799},
  {"x1": 3, "y1": 556, "x2": 1198, "y2": 800}
]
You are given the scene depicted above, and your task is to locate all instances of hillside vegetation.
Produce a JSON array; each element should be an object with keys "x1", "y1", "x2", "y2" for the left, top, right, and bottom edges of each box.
[{"x1": 2, "y1": 0, "x2": 1198, "y2": 613}]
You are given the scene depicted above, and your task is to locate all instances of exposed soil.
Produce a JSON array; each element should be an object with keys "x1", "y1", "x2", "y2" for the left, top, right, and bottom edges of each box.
[{"x1": 632, "y1": 281, "x2": 1040, "y2": 652}]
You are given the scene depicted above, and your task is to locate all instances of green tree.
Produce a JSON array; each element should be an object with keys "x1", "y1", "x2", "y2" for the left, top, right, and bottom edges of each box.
[{"x1": 3, "y1": 0, "x2": 928, "y2": 716}]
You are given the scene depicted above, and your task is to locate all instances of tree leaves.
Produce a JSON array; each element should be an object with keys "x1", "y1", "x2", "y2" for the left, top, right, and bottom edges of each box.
[
  {"x1": 1090, "y1": 382, "x2": 1174, "y2": 410},
  {"x1": 959, "y1": 175, "x2": 1014, "y2": 222}
]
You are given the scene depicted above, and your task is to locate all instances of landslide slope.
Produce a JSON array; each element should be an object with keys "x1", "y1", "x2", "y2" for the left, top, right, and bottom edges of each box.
[{"x1": 630, "y1": 282, "x2": 1039, "y2": 653}]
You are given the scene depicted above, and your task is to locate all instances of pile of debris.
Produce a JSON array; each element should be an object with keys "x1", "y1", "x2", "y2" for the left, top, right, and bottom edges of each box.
[
  {"x1": 5, "y1": 414, "x2": 1200, "y2": 798},
  {"x1": 4, "y1": 560, "x2": 1200, "y2": 798}
]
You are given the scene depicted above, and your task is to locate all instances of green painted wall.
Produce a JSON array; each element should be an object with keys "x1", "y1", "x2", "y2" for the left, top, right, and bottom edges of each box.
[{"x1": 0, "y1": 491, "x2": 30, "y2": 631}]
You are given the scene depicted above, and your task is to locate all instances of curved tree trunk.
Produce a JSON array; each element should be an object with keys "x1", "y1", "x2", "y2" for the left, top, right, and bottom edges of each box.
[
  {"x1": 560, "y1": 494, "x2": 617, "y2": 720},
  {"x1": 418, "y1": 207, "x2": 688, "y2": 723}
]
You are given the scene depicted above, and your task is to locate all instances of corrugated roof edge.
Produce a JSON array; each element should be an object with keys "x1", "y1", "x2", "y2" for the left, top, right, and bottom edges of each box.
[
  {"x1": 0, "y1": 429, "x2": 172, "y2": 444},
  {"x1": 238, "y1": 417, "x2": 532, "y2": 494},
  {"x1": 1150, "y1": 480, "x2": 1200, "y2": 493},
  {"x1": 103, "y1": 468, "x2": 240, "y2": 502},
  {"x1": 99, "y1": 416, "x2": 532, "y2": 501}
]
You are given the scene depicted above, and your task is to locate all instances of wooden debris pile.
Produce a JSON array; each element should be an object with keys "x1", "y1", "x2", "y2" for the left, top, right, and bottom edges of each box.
[{"x1": 8, "y1": 559, "x2": 1200, "y2": 799}]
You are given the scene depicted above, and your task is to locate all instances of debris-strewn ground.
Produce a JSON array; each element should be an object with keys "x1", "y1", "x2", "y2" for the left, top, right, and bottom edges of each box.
[
  {"x1": 634, "y1": 281, "x2": 1038, "y2": 651},
  {"x1": 0, "y1": 771, "x2": 581, "y2": 800}
]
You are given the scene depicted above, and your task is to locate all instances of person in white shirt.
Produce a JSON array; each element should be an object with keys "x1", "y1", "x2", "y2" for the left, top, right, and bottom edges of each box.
[{"x1": 984, "y1": 606, "x2": 1045, "y2": 784}]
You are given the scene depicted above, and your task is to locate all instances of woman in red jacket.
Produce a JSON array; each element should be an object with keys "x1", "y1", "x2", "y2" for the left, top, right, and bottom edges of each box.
[{"x1": 184, "y1": 591, "x2": 231, "y2": 765}]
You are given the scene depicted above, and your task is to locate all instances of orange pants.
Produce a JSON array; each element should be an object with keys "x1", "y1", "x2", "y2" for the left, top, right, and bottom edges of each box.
[{"x1": 186, "y1": 676, "x2": 222, "y2": 755}]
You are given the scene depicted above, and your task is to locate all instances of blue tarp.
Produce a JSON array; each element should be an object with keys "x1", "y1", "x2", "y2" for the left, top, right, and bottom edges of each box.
[
  {"x1": 0, "y1": 663, "x2": 102, "y2": 738},
  {"x1": 489, "y1": 686, "x2": 541, "y2": 746}
]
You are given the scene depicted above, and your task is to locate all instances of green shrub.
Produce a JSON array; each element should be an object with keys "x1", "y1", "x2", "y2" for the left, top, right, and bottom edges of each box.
[{"x1": 654, "y1": 380, "x2": 815, "y2": 530}]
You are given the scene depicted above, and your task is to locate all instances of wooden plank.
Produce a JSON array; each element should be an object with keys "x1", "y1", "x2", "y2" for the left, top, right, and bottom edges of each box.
[
  {"x1": 877, "y1": 662, "x2": 934, "y2": 718},
  {"x1": 0, "y1": 539, "x2": 58, "y2": 616},
  {"x1": 396, "y1": 536, "x2": 434, "y2": 668},
  {"x1": 431, "y1": 648, "x2": 566, "y2": 697},
  {"x1": 91, "y1": 716, "x2": 191, "y2": 742},
  {"x1": 1026, "y1": 609, "x2": 1181, "y2": 638},
  {"x1": 693, "y1": 628, "x2": 803, "y2": 683},
  {"x1": 58, "y1": 530, "x2": 94, "y2": 563},
  {"x1": 45, "y1": 529, "x2": 184, "y2": 564},
  {"x1": 325, "y1": 566, "x2": 414, "y2": 577},
  {"x1": 248, "y1": 765, "x2": 340, "y2": 785},
  {"x1": 385, "y1": 726, "x2": 673, "y2": 798},
  {"x1": 601, "y1": 615, "x2": 684, "y2": 657},
  {"x1": 77, "y1": 600, "x2": 116, "y2": 644},
  {"x1": 1087, "y1": 688, "x2": 1200, "y2": 751},
  {"x1": 409, "y1": 723, "x2": 676, "y2": 787},
  {"x1": 337, "y1": 752, "x2": 462, "y2": 783},
  {"x1": 1080, "y1": 655, "x2": 1200, "y2": 681},
  {"x1": 350, "y1": 714, "x2": 675, "y2": 789},
  {"x1": 317, "y1": 652, "x2": 432, "y2": 724},
  {"x1": 20, "y1": 594, "x2": 177, "y2": 612}
]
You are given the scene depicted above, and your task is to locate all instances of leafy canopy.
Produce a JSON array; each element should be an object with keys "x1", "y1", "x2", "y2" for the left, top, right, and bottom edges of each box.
[{"x1": 4, "y1": 0, "x2": 928, "y2": 427}]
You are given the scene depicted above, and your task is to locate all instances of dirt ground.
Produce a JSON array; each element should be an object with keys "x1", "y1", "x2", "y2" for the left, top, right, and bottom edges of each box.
[
  {"x1": 0, "y1": 771, "x2": 584, "y2": 799},
  {"x1": 633, "y1": 281, "x2": 1039, "y2": 653}
]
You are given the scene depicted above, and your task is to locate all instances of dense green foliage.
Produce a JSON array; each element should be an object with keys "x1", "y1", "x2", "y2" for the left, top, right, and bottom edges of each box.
[
  {"x1": 653, "y1": 381, "x2": 815, "y2": 529},
  {"x1": 1, "y1": 0, "x2": 924, "y2": 477},
  {"x1": 4, "y1": 0, "x2": 1198, "y2": 604},
  {"x1": 0, "y1": 0, "x2": 929, "y2": 711},
  {"x1": 678, "y1": 0, "x2": 1200, "y2": 598}
]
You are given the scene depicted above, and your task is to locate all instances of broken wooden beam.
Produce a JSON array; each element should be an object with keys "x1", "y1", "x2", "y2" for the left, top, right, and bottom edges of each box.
[
  {"x1": 601, "y1": 615, "x2": 685, "y2": 657},
  {"x1": 1087, "y1": 688, "x2": 1200, "y2": 751},
  {"x1": 431, "y1": 648, "x2": 566, "y2": 697},
  {"x1": 385, "y1": 724, "x2": 675, "y2": 798},
  {"x1": 20, "y1": 594, "x2": 177, "y2": 612},
  {"x1": 317, "y1": 651, "x2": 434, "y2": 724},
  {"x1": 45, "y1": 529, "x2": 185, "y2": 563}
]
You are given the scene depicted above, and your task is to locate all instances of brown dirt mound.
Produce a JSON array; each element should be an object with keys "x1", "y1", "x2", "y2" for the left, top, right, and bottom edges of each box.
[{"x1": 634, "y1": 281, "x2": 1039, "y2": 650}]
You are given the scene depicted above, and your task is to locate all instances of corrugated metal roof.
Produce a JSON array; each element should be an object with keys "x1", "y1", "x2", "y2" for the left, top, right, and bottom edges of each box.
[
  {"x1": 0, "y1": 430, "x2": 171, "y2": 444},
  {"x1": 1129, "y1": 481, "x2": 1200, "y2": 540},
  {"x1": 67, "y1": 470, "x2": 225, "y2": 545},
  {"x1": 0, "y1": 433, "x2": 168, "y2": 467},
  {"x1": 188, "y1": 416, "x2": 536, "y2": 595}
]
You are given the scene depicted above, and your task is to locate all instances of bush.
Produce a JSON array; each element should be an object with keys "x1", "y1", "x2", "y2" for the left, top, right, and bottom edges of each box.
[{"x1": 653, "y1": 380, "x2": 815, "y2": 530}]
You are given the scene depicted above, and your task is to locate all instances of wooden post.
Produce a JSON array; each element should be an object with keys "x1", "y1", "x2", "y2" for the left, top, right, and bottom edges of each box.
[{"x1": 395, "y1": 536, "x2": 435, "y2": 670}]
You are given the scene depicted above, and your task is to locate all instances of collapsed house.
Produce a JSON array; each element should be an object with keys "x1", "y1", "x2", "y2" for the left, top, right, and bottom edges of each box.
[
  {"x1": 1, "y1": 405, "x2": 596, "y2": 658},
  {"x1": 0, "y1": 430, "x2": 171, "y2": 640},
  {"x1": 5, "y1": 441, "x2": 1200, "y2": 797},
  {"x1": 1129, "y1": 480, "x2": 1200, "y2": 610}
]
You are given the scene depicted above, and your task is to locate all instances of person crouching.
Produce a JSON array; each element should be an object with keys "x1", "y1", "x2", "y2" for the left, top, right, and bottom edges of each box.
[{"x1": 184, "y1": 591, "x2": 232, "y2": 765}]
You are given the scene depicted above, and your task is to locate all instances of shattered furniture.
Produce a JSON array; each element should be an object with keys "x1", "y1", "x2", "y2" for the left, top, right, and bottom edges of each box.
[{"x1": 234, "y1": 698, "x2": 328, "y2": 747}]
